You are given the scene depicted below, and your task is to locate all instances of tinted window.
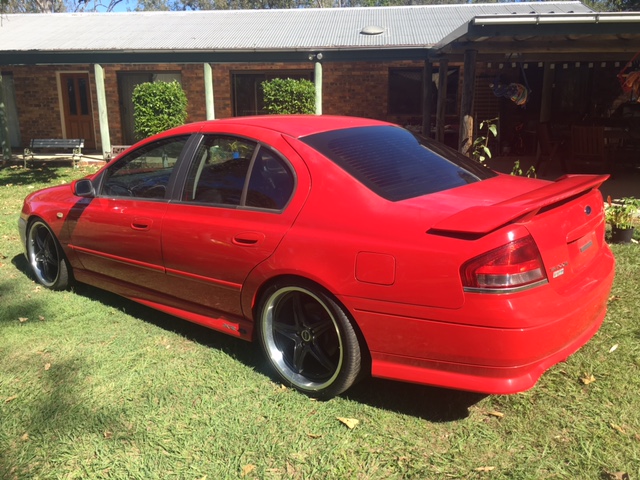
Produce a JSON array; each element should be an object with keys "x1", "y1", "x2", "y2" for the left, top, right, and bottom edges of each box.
[
  {"x1": 183, "y1": 136, "x2": 257, "y2": 206},
  {"x1": 101, "y1": 136, "x2": 189, "y2": 199},
  {"x1": 301, "y1": 126, "x2": 496, "y2": 201},
  {"x1": 246, "y1": 147, "x2": 295, "y2": 210},
  {"x1": 183, "y1": 136, "x2": 295, "y2": 211}
]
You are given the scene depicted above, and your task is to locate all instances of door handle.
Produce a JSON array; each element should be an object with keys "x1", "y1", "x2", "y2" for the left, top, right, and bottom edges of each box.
[
  {"x1": 232, "y1": 232, "x2": 265, "y2": 246},
  {"x1": 131, "y1": 217, "x2": 153, "y2": 231}
]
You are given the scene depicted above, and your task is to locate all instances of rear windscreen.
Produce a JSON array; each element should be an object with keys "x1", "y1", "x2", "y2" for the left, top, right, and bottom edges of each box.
[{"x1": 300, "y1": 125, "x2": 496, "y2": 201}]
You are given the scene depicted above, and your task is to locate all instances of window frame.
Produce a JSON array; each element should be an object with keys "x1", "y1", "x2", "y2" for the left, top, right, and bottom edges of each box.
[
  {"x1": 178, "y1": 133, "x2": 297, "y2": 213},
  {"x1": 97, "y1": 134, "x2": 193, "y2": 201},
  {"x1": 231, "y1": 70, "x2": 314, "y2": 117}
]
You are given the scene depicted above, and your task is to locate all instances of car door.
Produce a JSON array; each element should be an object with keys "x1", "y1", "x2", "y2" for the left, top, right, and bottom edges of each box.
[
  {"x1": 68, "y1": 135, "x2": 192, "y2": 289},
  {"x1": 161, "y1": 133, "x2": 307, "y2": 318}
]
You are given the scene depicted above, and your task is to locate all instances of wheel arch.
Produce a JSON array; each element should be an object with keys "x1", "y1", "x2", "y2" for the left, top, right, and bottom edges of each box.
[
  {"x1": 24, "y1": 217, "x2": 74, "y2": 289},
  {"x1": 249, "y1": 273, "x2": 372, "y2": 372}
]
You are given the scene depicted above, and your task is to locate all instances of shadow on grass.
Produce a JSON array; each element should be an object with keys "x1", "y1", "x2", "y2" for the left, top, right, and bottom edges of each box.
[
  {"x1": 71, "y1": 283, "x2": 486, "y2": 422},
  {"x1": 0, "y1": 164, "x2": 64, "y2": 186},
  {"x1": 0, "y1": 353, "x2": 131, "y2": 478},
  {"x1": 71, "y1": 281, "x2": 264, "y2": 366},
  {"x1": 345, "y1": 379, "x2": 486, "y2": 422},
  {"x1": 1, "y1": 255, "x2": 38, "y2": 326},
  {"x1": 11, "y1": 253, "x2": 485, "y2": 422}
]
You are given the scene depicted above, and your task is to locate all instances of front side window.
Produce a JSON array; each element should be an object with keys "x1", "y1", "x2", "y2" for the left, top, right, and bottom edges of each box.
[
  {"x1": 183, "y1": 135, "x2": 295, "y2": 211},
  {"x1": 101, "y1": 136, "x2": 189, "y2": 199},
  {"x1": 301, "y1": 125, "x2": 496, "y2": 202}
]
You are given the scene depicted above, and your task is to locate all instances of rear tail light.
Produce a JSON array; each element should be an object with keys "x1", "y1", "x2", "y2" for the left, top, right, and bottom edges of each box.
[{"x1": 461, "y1": 235, "x2": 548, "y2": 293}]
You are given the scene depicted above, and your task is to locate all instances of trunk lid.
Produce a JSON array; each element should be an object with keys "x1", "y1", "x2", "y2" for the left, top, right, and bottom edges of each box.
[
  {"x1": 428, "y1": 174, "x2": 609, "y2": 290},
  {"x1": 429, "y1": 174, "x2": 608, "y2": 235}
]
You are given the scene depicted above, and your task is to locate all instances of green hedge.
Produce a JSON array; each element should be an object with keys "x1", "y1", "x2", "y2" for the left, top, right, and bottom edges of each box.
[
  {"x1": 262, "y1": 78, "x2": 315, "y2": 115},
  {"x1": 132, "y1": 80, "x2": 188, "y2": 139}
]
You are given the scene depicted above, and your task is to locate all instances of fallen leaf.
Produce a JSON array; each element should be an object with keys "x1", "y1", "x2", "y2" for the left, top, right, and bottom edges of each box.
[
  {"x1": 609, "y1": 344, "x2": 619, "y2": 353},
  {"x1": 20, "y1": 433, "x2": 29, "y2": 441},
  {"x1": 475, "y1": 466, "x2": 495, "y2": 472},
  {"x1": 5, "y1": 395, "x2": 18, "y2": 403},
  {"x1": 44, "y1": 363, "x2": 51, "y2": 371},
  {"x1": 241, "y1": 464, "x2": 256, "y2": 476},
  {"x1": 610, "y1": 423, "x2": 626, "y2": 435},
  {"x1": 602, "y1": 471, "x2": 630, "y2": 480},
  {"x1": 18, "y1": 317, "x2": 28, "y2": 323},
  {"x1": 337, "y1": 417, "x2": 359, "y2": 429},
  {"x1": 581, "y1": 374, "x2": 596, "y2": 385},
  {"x1": 307, "y1": 432, "x2": 322, "y2": 439},
  {"x1": 486, "y1": 410, "x2": 504, "y2": 419}
]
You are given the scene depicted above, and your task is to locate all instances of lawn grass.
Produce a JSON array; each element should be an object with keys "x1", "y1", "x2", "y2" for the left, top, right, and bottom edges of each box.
[{"x1": 1, "y1": 164, "x2": 639, "y2": 479}]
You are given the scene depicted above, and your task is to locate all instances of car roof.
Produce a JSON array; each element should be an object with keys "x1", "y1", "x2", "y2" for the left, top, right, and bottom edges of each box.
[{"x1": 191, "y1": 115, "x2": 394, "y2": 138}]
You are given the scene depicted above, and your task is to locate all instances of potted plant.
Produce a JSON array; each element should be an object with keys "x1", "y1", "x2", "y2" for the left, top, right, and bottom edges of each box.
[{"x1": 605, "y1": 195, "x2": 640, "y2": 244}]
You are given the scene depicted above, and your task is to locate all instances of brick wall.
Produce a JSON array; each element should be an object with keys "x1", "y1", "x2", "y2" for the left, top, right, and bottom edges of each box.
[
  {"x1": 8, "y1": 59, "x2": 446, "y2": 152},
  {"x1": 11, "y1": 66, "x2": 74, "y2": 147}
]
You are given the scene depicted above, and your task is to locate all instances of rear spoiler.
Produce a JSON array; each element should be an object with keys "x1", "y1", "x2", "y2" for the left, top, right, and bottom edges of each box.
[{"x1": 429, "y1": 174, "x2": 608, "y2": 236}]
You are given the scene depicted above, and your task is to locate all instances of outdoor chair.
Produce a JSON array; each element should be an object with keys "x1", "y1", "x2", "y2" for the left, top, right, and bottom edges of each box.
[
  {"x1": 534, "y1": 122, "x2": 564, "y2": 176},
  {"x1": 571, "y1": 125, "x2": 608, "y2": 173}
]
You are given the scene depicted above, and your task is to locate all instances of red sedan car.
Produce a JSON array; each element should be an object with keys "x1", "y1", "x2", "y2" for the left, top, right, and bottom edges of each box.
[{"x1": 19, "y1": 116, "x2": 615, "y2": 399}]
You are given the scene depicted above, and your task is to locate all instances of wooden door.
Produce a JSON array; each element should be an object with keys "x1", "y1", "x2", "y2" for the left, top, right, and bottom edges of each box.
[{"x1": 60, "y1": 73, "x2": 95, "y2": 149}]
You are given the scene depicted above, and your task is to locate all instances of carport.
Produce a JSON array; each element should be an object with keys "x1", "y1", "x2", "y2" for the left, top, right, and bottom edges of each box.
[{"x1": 427, "y1": 11, "x2": 640, "y2": 157}]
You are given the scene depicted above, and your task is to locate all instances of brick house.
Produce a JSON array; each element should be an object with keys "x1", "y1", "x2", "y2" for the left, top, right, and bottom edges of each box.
[{"x1": 1, "y1": 2, "x2": 639, "y2": 159}]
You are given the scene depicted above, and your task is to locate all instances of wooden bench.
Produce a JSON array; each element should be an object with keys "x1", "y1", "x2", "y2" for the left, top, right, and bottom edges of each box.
[{"x1": 23, "y1": 138, "x2": 84, "y2": 168}]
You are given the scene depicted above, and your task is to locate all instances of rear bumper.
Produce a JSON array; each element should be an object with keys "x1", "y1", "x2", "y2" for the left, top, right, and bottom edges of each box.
[
  {"x1": 367, "y1": 307, "x2": 605, "y2": 394},
  {"x1": 343, "y1": 246, "x2": 615, "y2": 394}
]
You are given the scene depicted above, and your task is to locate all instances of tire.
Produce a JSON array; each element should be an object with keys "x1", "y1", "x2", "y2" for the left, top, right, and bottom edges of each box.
[
  {"x1": 26, "y1": 219, "x2": 72, "y2": 290},
  {"x1": 257, "y1": 281, "x2": 362, "y2": 399}
]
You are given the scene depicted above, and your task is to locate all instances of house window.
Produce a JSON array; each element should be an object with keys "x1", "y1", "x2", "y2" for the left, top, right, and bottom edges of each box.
[
  {"x1": 232, "y1": 71, "x2": 313, "y2": 117},
  {"x1": 388, "y1": 67, "x2": 459, "y2": 116},
  {"x1": 118, "y1": 72, "x2": 182, "y2": 145}
]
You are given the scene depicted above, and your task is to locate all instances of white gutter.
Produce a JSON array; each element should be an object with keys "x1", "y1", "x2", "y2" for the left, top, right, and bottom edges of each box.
[{"x1": 472, "y1": 12, "x2": 640, "y2": 26}]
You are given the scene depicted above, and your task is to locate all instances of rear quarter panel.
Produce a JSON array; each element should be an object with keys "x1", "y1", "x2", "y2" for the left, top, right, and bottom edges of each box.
[{"x1": 241, "y1": 138, "x2": 489, "y2": 316}]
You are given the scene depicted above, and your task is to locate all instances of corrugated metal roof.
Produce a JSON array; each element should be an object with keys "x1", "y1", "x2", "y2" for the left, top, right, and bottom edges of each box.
[{"x1": 0, "y1": 2, "x2": 592, "y2": 53}]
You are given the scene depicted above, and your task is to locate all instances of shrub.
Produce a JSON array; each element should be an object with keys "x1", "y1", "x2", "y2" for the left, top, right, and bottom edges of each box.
[
  {"x1": 262, "y1": 78, "x2": 315, "y2": 115},
  {"x1": 132, "y1": 80, "x2": 188, "y2": 139}
]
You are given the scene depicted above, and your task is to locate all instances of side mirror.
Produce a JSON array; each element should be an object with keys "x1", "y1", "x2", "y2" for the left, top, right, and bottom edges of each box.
[{"x1": 74, "y1": 179, "x2": 95, "y2": 198}]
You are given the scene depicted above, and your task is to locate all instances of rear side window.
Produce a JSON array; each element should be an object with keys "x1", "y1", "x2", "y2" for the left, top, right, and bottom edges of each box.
[
  {"x1": 300, "y1": 125, "x2": 496, "y2": 201},
  {"x1": 246, "y1": 147, "x2": 295, "y2": 210},
  {"x1": 182, "y1": 135, "x2": 294, "y2": 211}
]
